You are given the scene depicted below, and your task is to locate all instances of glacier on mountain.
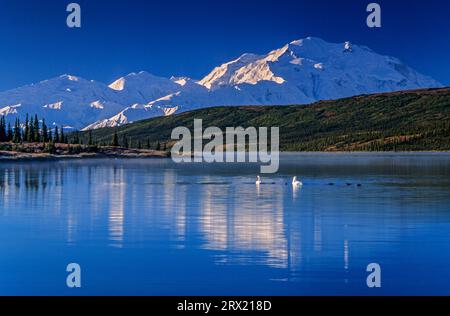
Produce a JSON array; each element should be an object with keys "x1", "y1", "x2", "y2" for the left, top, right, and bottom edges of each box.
[{"x1": 0, "y1": 37, "x2": 443, "y2": 130}]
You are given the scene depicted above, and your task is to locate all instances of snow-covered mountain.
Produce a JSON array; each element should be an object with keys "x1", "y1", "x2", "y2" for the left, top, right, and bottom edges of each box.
[
  {"x1": 108, "y1": 71, "x2": 181, "y2": 103},
  {"x1": 0, "y1": 75, "x2": 125, "y2": 131},
  {"x1": 0, "y1": 72, "x2": 183, "y2": 130},
  {"x1": 0, "y1": 37, "x2": 443, "y2": 130}
]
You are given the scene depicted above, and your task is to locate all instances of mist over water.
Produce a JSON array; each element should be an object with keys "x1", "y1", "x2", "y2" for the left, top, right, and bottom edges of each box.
[{"x1": 1, "y1": 153, "x2": 450, "y2": 295}]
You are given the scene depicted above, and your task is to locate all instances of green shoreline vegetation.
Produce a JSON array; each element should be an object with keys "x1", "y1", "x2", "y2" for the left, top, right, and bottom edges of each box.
[
  {"x1": 72, "y1": 88, "x2": 450, "y2": 152},
  {"x1": 1, "y1": 88, "x2": 449, "y2": 159},
  {"x1": 0, "y1": 114, "x2": 168, "y2": 160}
]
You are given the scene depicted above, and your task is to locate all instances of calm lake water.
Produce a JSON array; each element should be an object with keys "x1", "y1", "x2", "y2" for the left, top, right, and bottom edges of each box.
[{"x1": 1, "y1": 153, "x2": 450, "y2": 296}]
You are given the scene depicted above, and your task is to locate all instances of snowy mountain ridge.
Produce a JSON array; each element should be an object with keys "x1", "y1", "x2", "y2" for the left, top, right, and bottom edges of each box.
[{"x1": 0, "y1": 37, "x2": 443, "y2": 130}]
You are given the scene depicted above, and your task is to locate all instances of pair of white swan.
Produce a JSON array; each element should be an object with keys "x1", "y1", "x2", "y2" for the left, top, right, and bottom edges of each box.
[{"x1": 256, "y1": 176, "x2": 303, "y2": 187}]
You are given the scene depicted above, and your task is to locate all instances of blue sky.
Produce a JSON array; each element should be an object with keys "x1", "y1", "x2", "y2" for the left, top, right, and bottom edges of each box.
[{"x1": 0, "y1": 0, "x2": 449, "y2": 91}]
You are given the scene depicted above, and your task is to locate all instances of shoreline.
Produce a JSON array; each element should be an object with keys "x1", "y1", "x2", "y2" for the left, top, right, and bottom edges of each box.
[
  {"x1": 1, "y1": 150, "x2": 449, "y2": 162},
  {"x1": 0, "y1": 148, "x2": 170, "y2": 162}
]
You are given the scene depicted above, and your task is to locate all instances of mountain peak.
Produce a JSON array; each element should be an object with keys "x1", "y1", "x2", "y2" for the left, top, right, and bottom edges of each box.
[
  {"x1": 0, "y1": 37, "x2": 443, "y2": 131},
  {"x1": 289, "y1": 36, "x2": 326, "y2": 46},
  {"x1": 59, "y1": 74, "x2": 81, "y2": 82},
  {"x1": 109, "y1": 71, "x2": 159, "y2": 91},
  {"x1": 109, "y1": 77, "x2": 126, "y2": 91},
  {"x1": 109, "y1": 71, "x2": 172, "y2": 90},
  {"x1": 126, "y1": 70, "x2": 152, "y2": 77}
]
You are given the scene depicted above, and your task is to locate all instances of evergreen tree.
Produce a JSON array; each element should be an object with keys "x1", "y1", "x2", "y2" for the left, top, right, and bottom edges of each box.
[
  {"x1": 24, "y1": 114, "x2": 29, "y2": 142},
  {"x1": 60, "y1": 127, "x2": 65, "y2": 144},
  {"x1": 13, "y1": 118, "x2": 21, "y2": 143},
  {"x1": 6, "y1": 123, "x2": 13, "y2": 142},
  {"x1": 137, "y1": 140, "x2": 142, "y2": 149},
  {"x1": 42, "y1": 119, "x2": 48, "y2": 143},
  {"x1": 72, "y1": 132, "x2": 80, "y2": 145},
  {"x1": 112, "y1": 131, "x2": 119, "y2": 147},
  {"x1": 122, "y1": 134, "x2": 129, "y2": 148},
  {"x1": 33, "y1": 114, "x2": 40, "y2": 142},
  {"x1": 17, "y1": 118, "x2": 22, "y2": 142},
  {"x1": 88, "y1": 130, "x2": 94, "y2": 146},
  {"x1": 29, "y1": 116, "x2": 35, "y2": 142},
  {"x1": 48, "y1": 130, "x2": 53, "y2": 143},
  {"x1": 54, "y1": 126, "x2": 60, "y2": 143},
  {"x1": 146, "y1": 138, "x2": 151, "y2": 149},
  {"x1": 156, "y1": 142, "x2": 161, "y2": 151},
  {"x1": 0, "y1": 117, "x2": 6, "y2": 142}
]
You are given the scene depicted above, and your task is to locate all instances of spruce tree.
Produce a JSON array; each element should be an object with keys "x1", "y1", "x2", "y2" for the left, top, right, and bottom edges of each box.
[
  {"x1": 6, "y1": 123, "x2": 13, "y2": 142},
  {"x1": 29, "y1": 116, "x2": 35, "y2": 142},
  {"x1": 88, "y1": 130, "x2": 93, "y2": 146},
  {"x1": 60, "y1": 127, "x2": 65, "y2": 144},
  {"x1": 33, "y1": 114, "x2": 40, "y2": 142},
  {"x1": 13, "y1": 118, "x2": 21, "y2": 143},
  {"x1": 24, "y1": 114, "x2": 29, "y2": 142},
  {"x1": 17, "y1": 118, "x2": 22, "y2": 142},
  {"x1": 42, "y1": 119, "x2": 48, "y2": 143},
  {"x1": 72, "y1": 132, "x2": 80, "y2": 145},
  {"x1": 0, "y1": 117, "x2": 6, "y2": 142},
  {"x1": 122, "y1": 134, "x2": 129, "y2": 148},
  {"x1": 112, "y1": 131, "x2": 119, "y2": 147},
  {"x1": 54, "y1": 126, "x2": 60, "y2": 143}
]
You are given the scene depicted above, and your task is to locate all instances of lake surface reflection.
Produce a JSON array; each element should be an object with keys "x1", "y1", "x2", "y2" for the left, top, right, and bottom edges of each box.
[{"x1": 1, "y1": 153, "x2": 450, "y2": 295}]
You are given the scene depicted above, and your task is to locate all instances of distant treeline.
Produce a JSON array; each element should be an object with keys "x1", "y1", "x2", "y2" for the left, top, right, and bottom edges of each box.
[
  {"x1": 0, "y1": 114, "x2": 68, "y2": 144},
  {"x1": 70, "y1": 129, "x2": 168, "y2": 151},
  {"x1": 0, "y1": 112, "x2": 166, "y2": 151}
]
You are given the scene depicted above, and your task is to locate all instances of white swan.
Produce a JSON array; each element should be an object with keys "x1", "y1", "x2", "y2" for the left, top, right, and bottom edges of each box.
[
  {"x1": 256, "y1": 176, "x2": 262, "y2": 185},
  {"x1": 292, "y1": 176, "x2": 303, "y2": 187}
]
